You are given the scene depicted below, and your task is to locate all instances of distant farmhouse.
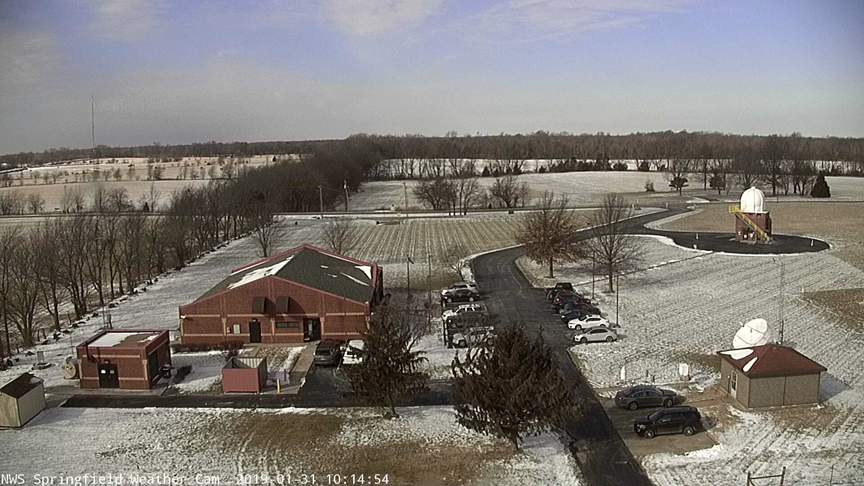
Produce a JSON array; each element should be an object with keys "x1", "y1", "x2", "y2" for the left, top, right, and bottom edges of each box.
[{"x1": 179, "y1": 245, "x2": 384, "y2": 345}]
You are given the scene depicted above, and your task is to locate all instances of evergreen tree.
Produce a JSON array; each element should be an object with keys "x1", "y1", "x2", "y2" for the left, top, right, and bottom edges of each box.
[
  {"x1": 709, "y1": 169, "x2": 726, "y2": 195},
  {"x1": 345, "y1": 305, "x2": 428, "y2": 418},
  {"x1": 451, "y1": 322, "x2": 577, "y2": 451},
  {"x1": 810, "y1": 172, "x2": 831, "y2": 198},
  {"x1": 668, "y1": 175, "x2": 688, "y2": 195}
]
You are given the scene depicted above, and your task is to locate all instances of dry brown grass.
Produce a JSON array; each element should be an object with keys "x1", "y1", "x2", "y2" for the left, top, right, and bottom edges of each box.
[
  {"x1": 803, "y1": 288, "x2": 864, "y2": 331},
  {"x1": 208, "y1": 411, "x2": 515, "y2": 485},
  {"x1": 770, "y1": 403, "x2": 842, "y2": 432}
]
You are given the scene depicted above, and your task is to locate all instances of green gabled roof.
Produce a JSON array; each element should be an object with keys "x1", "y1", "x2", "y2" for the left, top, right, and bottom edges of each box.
[{"x1": 194, "y1": 245, "x2": 377, "y2": 304}]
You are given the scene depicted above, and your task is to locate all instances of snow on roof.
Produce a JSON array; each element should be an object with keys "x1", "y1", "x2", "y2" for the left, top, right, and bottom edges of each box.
[
  {"x1": 228, "y1": 257, "x2": 292, "y2": 289},
  {"x1": 742, "y1": 357, "x2": 758, "y2": 373},
  {"x1": 341, "y1": 272, "x2": 370, "y2": 287},
  {"x1": 720, "y1": 349, "x2": 754, "y2": 360},
  {"x1": 356, "y1": 265, "x2": 372, "y2": 279},
  {"x1": 89, "y1": 331, "x2": 162, "y2": 348}
]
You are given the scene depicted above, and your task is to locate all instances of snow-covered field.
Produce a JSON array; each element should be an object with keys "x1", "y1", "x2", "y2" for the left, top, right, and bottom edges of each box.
[
  {"x1": 347, "y1": 173, "x2": 864, "y2": 212},
  {"x1": 351, "y1": 172, "x2": 671, "y2": 210},
  {"x1": 520, "y1": 227, "x2": 864, "y2": 484},
  {"x1": 0, "y1": 406, "x2": 580, "y2": 486}
]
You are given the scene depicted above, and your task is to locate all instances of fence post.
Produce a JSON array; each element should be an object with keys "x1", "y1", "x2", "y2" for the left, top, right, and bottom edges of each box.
[
  {"x1": 779, "y1": 467, "x2": 785, "y2": 486},
  {"x1": 746, "y1": 471, "x2": 751, "y2": 486}
]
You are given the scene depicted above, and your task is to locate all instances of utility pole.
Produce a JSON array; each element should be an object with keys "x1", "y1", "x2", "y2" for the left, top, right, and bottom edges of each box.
[
  {"x1": 318, "y1": 185, "x2": 324, "y2": 220},
  {"x1": 591, "y1": 250, "x2": 596, "y2": 300},
  {"x1": 778, "y1": 257, "x2": 785, "y2": 344},
  {"x1": 403, "y1": 182, "x2": 409, "y2": 220},
  {"x1": 427, "y1": 253, "x2": 432, "y2": 305},
  {"x1": 343, "y1": 180, "x2": 349, "y2": 212},
  {"x1": 615, "y1": 274, "x2": 620, "y2": 327},
  {"x1": 406, "y1": 254, "x2": 413, "y2": 302}
]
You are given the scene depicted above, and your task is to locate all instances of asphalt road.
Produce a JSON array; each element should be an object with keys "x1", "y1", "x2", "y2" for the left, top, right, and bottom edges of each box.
[{"x1": 471, "y1": 208, "x2": 688, "y2": 486}]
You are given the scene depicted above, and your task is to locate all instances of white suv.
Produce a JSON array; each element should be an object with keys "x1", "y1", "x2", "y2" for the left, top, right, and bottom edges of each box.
[
  {"x1": 441, "y1": 281, "x2": 479, "y2": 298},
  {"x1": 442, "y1": 303, "x2": 485, "y2": 318}
]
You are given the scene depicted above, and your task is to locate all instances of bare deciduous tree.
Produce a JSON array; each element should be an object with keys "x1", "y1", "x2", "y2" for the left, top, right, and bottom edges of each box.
[
  {"x1": 0, "y1": 227, "x2": 20, "y2": 356},
  {"x1": 583, "y1": 194, "x2": 645, "y2": 292},
  {"x1": 761, "y1": 134, "x2": 788, "y2": 196},
  {"x1": 34, "y1": 221, "x2": 65, "y2": 331},
  {"x1": 322, "y1": 217, "x2": 356, "y2": 256},
  {"x1": 516, "y1": 191, "x2": 583, "y2": 278},
  {"x1": 442, "y1": 243, "x2": 470, "y2": 280},
  {"x1": 489, "y1": 175, "x2": 521, "y2": 208},
  {"x1": 27, "y1": 193, "x2": 45, "y2": 213},
  {"x1": 9, "y1": 234, "x2": 41, "y2": 347}
]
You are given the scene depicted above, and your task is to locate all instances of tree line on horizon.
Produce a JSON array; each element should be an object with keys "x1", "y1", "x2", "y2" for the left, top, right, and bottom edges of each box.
[{"x1": 3, "y1": 131, "x2": 863, "y2": 177}]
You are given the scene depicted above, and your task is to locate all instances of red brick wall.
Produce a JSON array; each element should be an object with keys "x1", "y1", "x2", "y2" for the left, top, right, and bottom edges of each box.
[
  {"x1": 180, "y1": 276, "x2": 370, "y2": 345},
  {"x1": 76, "y1": 334, "x2": 171, "y2": 390}
]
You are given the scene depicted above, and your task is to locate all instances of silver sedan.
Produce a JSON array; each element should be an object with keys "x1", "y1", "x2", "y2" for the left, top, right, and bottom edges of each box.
[{"x1": 573, "y1": 326, "x2": 619, "y2": 344}]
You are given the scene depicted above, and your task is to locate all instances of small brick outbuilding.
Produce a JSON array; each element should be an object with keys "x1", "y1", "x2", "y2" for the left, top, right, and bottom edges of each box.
[
  {"x1": 77, "y1": 330, "x2": 171, "y2": 390},
  {"x1": 179, "y1": 244, "x2": 384, "y2": 345},
  {"x1": 717, "y1": 344, "x2": 826, "y2": 409}
]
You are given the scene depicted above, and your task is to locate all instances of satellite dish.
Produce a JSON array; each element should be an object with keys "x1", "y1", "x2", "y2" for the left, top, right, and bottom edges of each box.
[
  {"x1": 733, "y1": 318, "x2": 771, "y2": 349},
  {"x1": 61, "y1": 356, "x2": 79, "y2": 379}
]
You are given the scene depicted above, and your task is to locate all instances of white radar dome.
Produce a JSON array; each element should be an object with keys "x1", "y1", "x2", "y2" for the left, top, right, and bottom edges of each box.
[{"x1": 740, "y1": 186, "x2": 766, "y2": 213}]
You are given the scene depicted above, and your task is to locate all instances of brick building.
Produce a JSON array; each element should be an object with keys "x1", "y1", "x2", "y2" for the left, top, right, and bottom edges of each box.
[
  {"x1": 179, "y1": 244, "x2": 384, "y2": 345},
  {"x1": 76, "y1": 330, "x2": 171, "y2": 390},
  {"x1": 717, "y1": 344, "x2": 826, "y2": 409}
]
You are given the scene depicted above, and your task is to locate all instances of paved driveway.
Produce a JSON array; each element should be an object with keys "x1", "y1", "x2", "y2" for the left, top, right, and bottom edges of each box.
[
  {"x1": 602, "y1": 398, "x2": 717, "y2": 457},
  {"x1": 472, "y1": 208, "x2": 688, "y2": 486}
]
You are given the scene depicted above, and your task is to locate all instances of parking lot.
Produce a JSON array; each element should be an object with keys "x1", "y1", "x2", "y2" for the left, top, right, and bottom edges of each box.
[{"x1": 601, "y1": 396, "x2": 718, "y2": 457}]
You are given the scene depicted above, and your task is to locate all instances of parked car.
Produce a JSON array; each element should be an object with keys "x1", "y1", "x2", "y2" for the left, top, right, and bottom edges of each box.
[
  {"x1": 342, "y1": 339, "x2": 366, "y2": 365},
  {"x1": 450, "y1": 327, "x2": 496, "y2": 348},
  {"x1": 552, "y1": 291, "x2": 581, "y2": 309},
  {"x1": 634, "y1": 406, "x2": 702, "y2": 439},
  {"x1": 560, "y1": 307, "x2": 600, "y2": 323},
  {"x1": 441, "y1": 281, "x2": 479, "y2": 299},
  {"x1": 445, "y1": 312, "x2": 489, "y2": 329},
  {"x1": 560, "y1": 300, "x2": 600, "y2": 315},
  {"x1": 442, "y1": 303, "x2": 486, "y2": 318},
  {"x1": 567, "y1": 315, "x2": 610, "y2": 330},
  {"x1": 545, "y1": 282, "x2": 574, "y2": 300},
  {"x1": 442, "y1": 287, "x2": 480, "y2": 303},
  {"x1": 573, "y1": 326, "x2": 618, "y2": 344},
  {"x1": 615, "y1": 385, "x2": 680, "y2": 410},
  {"x1": 313, "y1": 339, "x2": 345, "y2": 366}
]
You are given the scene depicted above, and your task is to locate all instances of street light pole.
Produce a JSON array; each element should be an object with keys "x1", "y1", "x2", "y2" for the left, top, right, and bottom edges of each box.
[
  {"x1": 591, "y1": 251, "x2": 596, "y2": 300},
  {"x1": 616, "y1": 273, "x2": 620, "y2": 327}
]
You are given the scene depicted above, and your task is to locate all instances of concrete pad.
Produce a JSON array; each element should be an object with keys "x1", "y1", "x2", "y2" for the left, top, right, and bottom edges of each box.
[{"x1": 602, "y1": 398, "x2": 716, "y2": 457}]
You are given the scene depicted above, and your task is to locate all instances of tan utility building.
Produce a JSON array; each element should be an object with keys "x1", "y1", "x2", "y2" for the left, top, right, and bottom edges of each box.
[
  {"x1": 0, "y1": 373, "x2": 46, "y2": 427},
  {"x1": 717, "y1": 344, "x2": 826, "y2": 409}
]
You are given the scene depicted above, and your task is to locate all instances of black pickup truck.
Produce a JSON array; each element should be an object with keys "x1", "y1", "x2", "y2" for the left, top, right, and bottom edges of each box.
[{"x1": 545, "y1": 282, "x2": 574, "y2": 300}]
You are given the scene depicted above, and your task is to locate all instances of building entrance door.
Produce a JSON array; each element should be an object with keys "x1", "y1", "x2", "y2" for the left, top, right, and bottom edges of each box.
[
  {"x1": 730, "y1": 371, "x2": 738, "y2": 399},
  {"x1": 98, "y1": 364, "x2": 119, "y2": 388},
  {"x1": 249, "y1": 321, "x2": 262, "y2": 343},
  {"x1": 304, "y1": 319, "x2": 321, "y2": 341}
]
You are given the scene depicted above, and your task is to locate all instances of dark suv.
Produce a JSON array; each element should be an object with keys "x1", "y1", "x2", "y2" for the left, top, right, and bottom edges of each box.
[
  {"x1": 313, "y1": 339, "x2": 344, "y2": 366},
  {"x1": 634, "y1": 406, "x2": 702, "y2": 439}
]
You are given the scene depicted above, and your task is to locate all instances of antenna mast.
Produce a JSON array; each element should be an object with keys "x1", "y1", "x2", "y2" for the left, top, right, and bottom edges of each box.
[{"x1": 91, "y1": 93, "x2": 96, "y2": 157}]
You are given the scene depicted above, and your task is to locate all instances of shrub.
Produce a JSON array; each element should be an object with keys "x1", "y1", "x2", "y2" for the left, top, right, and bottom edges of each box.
[
  {"x1": 174, "y1": 365, "x2": 192, "y2": 383},
  {"x1": 810, "y1": 173, "x2": 831, "y2": 198},
  {"x1": 171, "y1": 341, "x2": 244, "y2": 353},
  {"x1": 612, "y1": 162, "x2": 628, "y2": 171},
  {"x1": 637, "y1": 161, "x2": 650, "y2": 172},
  {"x1": 645, "y1": 180, "x2": 655, "y2": 192}
]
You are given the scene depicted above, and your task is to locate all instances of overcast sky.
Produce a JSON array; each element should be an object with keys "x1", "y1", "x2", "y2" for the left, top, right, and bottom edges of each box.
[{"x1": 1, "y1": 0, "x2": 862, "y2": 154}]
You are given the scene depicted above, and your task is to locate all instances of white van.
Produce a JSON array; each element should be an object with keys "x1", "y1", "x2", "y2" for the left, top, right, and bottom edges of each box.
[{"x1": 342, "y1": 339, "x2": 366, "y2": 365}]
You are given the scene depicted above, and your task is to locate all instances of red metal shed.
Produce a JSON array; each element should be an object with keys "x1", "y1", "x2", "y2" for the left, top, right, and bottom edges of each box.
[{"x1": 222, "y1": 357, "x2": 267, "y2": 393}]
